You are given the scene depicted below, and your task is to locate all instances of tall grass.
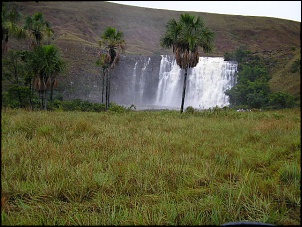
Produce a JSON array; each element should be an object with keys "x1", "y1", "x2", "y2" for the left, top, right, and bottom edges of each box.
[{"x1": 1, "y1": 108, "x2": 300, "y2": 225}]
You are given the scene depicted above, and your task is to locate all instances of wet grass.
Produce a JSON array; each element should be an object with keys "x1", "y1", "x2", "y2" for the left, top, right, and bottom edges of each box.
[{"x1": 1, "y1": 108, "x2": 300, "y2": 225}]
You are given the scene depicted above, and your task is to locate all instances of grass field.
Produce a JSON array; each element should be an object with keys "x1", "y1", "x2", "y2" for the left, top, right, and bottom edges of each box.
[{"x1": 1, "y1": 108, "x2": 300, "y2": 225}]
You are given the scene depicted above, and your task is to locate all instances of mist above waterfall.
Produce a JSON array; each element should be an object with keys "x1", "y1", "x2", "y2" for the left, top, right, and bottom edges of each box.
[{"x1": 109, "y1": 55, "x2": 237, "y2": 110}]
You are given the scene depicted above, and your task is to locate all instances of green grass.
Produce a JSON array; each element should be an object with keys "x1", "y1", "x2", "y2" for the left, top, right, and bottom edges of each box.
[{"x1": 1, "y1": 108, "x2": 300, "y2": 225}]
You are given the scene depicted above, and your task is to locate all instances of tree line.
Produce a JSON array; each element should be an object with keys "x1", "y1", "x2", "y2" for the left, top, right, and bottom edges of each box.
[
  {"x1": 2, "y1": 2, "x2": 66, "y2": 110},
  {"x1": 2, "y1": 2, "x2": 127, "y2": 112}
]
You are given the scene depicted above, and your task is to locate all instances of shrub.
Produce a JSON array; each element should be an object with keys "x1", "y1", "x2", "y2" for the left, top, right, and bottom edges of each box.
[
  {"x1": 7, "y1": 85, "x2": 32, "y2": 108},
  {"x1": 47, "y1": 99, "x2": 61, "y2": 111},
  {"x1": 268, "y1": 92, "x2": 295, "y2": 109},
  {"x1": 108, "y1": 102, "x2": 128, "y2": 113},
  {"x1": 290, "y1": 59, "x2": 300, "y2": 73},
  {"x1": 185, "y1": 106, "x2": 195, "y2": 114},
  {"x1": 223, "y1": 52, "x2": 234, "y2": 61},
  {"x1": 246, "y1": 92, "x2": 268, "y2": 109},
  {"x1": 58, "y1": 99, "x2": 107, "y2": 112}
]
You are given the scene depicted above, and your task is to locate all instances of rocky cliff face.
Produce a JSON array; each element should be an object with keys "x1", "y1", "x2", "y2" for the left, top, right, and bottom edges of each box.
[
  {"x1": 59, "y1": 55, "x2": 162, "y2": 107},
  {"x1": 110, "y1": 55, "x2": 162, "y2": 106}
]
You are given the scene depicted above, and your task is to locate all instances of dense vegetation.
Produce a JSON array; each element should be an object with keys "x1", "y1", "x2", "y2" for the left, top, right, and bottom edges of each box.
[
  {"x1": 224, "y1": 47, "x2": 298, "y2": 109},
  {"x1": 2, "y1": 3, "x2": 125, "y2": 112},
  {"x1": 2, "y1": 3, "x2": 67, "y2": 110}
]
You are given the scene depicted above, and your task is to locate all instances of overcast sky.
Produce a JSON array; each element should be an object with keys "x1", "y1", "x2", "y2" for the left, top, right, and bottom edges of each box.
[{"x1": 108, "y1": 1, "x2": 301, "y2": 22}]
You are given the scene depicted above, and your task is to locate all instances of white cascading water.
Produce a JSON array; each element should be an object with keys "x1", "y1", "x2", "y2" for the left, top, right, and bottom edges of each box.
[
  {"x1": 123, "y1": 55, "x2": 237, "y2": 109},
  {"x1": 131, "y1": 58, "x2": 151, "y2": 105},
  {"x1": 155, "y1": 55, "x2": 182, "y2": 107},
  {"x1": 131, "y1": 61, "x2": 138, "y2": 103},
  {"x1": 155, "y1": 55, "x2": 238, "y2": 109}
]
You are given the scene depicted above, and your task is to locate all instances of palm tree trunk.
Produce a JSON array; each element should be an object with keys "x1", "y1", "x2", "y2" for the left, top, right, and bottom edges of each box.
[
  {"x1": 17, "y1": 88, "x2": 23, "y2": 108},
  {"x1": 2, "y1": 33, "x2": 9, "y2": 54},
  {"x1": 13, "y1": 65, "x2": 23, "y2": 108},
  {"x1": 29, "y1": 79, "x2": 33, "y2": 110},
  {"x1": 108, "y1": 70, "x2": 111, "y2": 109},
  {"x1": 50, "y1": 81, "x2": 54, "y2": 102},
  {"x1": 101, "y1": 69, "x2": 105, "y2": 104},
  {"x1": 180, "y1": 68, "x2": 188, "y2": 113},
  {"x1": 105, "y1": 70, "x2": 109, "y2": 111},
  {"x1": 44, "y1": 91, "x2": 47, "y2": 110},
  {"x1": 39, "y1": 90, "x2": 43, "y2": 110}
]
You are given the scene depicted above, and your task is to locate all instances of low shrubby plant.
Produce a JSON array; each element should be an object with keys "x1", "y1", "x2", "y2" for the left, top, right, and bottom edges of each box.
[{"x1": 185, "y1": 106, "x2": 195, "y2": 114}]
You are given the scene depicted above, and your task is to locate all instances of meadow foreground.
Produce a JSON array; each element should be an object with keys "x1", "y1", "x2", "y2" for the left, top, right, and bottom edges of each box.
[{"x1": 1, "y1": 108, "x2": 300, "y2": 225}]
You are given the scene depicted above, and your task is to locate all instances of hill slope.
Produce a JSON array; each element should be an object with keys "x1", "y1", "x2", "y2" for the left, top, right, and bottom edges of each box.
[
  {"x1": 8, "y1": 1, "x2": 301, "y2": 99},
  {"x1": 13, "y1": 1, "x2": 300, "y2": 55}
]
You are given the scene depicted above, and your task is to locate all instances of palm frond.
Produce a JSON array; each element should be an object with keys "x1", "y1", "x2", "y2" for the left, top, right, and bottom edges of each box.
[
  {"x1": 161, "y1": 13, "x2": 214, "y2": 69},
  {"x1": 99, "y1": 26, "x2": 126, "y2": 69}
]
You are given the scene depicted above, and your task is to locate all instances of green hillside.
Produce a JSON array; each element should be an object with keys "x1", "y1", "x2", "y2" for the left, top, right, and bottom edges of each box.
[{"x1": 6, "y1": 1, "x2": 301, "y2": 98}]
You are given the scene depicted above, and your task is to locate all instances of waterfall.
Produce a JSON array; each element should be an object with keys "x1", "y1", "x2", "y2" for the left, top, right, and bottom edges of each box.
[
  {"x1": 131, "y1": 61, "x2": 138, "y2": 104},
  {"x1": 155, "y1": 55, "x2": 182, "y2": 107},
  {"x1": 110, "y1": 55, "x2": 237, "y2": 110},
  {"x1": 155, "y1": 55, "x2": 237, "y2": 109},
  {"x1": 131, "y1": 58, "x2": 151, "y2": 105}
]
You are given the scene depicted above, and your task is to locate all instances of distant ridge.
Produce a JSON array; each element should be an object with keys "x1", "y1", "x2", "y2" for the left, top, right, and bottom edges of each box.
[{"x1": 8, "y1": 1, "x2": 301, "y2": 98}]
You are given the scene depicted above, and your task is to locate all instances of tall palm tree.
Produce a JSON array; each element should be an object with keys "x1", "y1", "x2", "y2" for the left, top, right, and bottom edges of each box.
[
  {"x1": 161, "y1": 13, "x2": 215, "y2": 113},
  {"x1": 24, "y1": 12, "x2": 54, "y2": 47},
  {"x1": 21, "y1": 12, "x2": 54, "y2": 109},
  {"x1": 29, "y1": 45, "x2": 66, "y2": 110},
  {"x1": 98, "y1": 27, "x2": 125, "y2": 111},
  {"x1": 1, "y1": 2, "x2": 27, "y2": 54}
]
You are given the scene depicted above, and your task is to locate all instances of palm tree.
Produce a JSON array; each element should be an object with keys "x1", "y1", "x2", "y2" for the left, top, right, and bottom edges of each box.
[
  {"x1": 45, "y1": 46, "x2": 66, "y2": 102},
  {"x1": 21, "y1": 12, "x2": 55, "y2": 109},
  {"x1": 29, "y1": 45, "x2": 66, "y2": 110},
  {"x1": 161, "y1": 13, "x2": 215, "y2": 113},
  {"x1": 1, "y1": 2, "x2": 27, "y2": 54},
  {"x1": 24, "y1": 12, "x2": 54, "y2": 47},
  {"x1": 98, "y1": 27, "x2": 125, "y2": 110}
]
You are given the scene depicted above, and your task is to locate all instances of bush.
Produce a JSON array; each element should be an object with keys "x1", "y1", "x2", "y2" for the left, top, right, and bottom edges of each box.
[
  {"x1": 2, "y1": 96, "x2": 130, "y2": 112},
  {"x1": 290, "y1": 59, "x2": 300, "y2": 73},
  {"x1": 47, "y1": 99, "x2": 63, "y2": 111},
  {"x1": 268, "y1": 92, "x2": 295, "y2": 109},
  {"x1": 108, "y1": 102, "x2": 128, "y2": 113},
  {"x1": 7, "y1": 84, "x2": 32, "y2": 108},
  {"x1": 59, "y1": 99, "x2": 106, "y2": 112},
  {"x1": 2, "y1": 87, "x2": 40, "y2": 109},
  {"x1": 246, "y1": 92, "x2": 268, "y2": 109},
  {"x1": 224, "y1": 50, "x2": 272, "y2": 109},
  {"x1": 61, "y1": 99, "x2": 80, "y2": 111},
  {"x1": 185, "y1": 106, "x2": 195, "y2": 114},
  {"x1": 223, "y1": 52, "x2": 234, "y2": 61}
]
